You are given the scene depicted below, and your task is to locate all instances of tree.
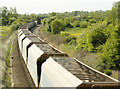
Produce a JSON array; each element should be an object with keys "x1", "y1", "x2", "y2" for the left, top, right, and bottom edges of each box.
[
  {"x1": 30, "y1": 14, "x2": 36, "y2": 22},
  {"x1": 64, "y1": 17, "x2": 73, "y2": 28},
  {"x1": 1, "y1": 7, "x2": 18, "y2": 25},
  {"x1": 72, "y1": 21, "x2": 80, "y2": 27},
  {"x1": 50, "y1": 19, "x2": 63, "y2": 34},
  {"x1": 49, "y1": 12, "x2": 57, "y2": 17},
  {"x1": 8, "y1": 17, "x2": 16, "y2": 25},
  {"x1": 1, "y1": 7, "x2": 8, "y2": 25}
]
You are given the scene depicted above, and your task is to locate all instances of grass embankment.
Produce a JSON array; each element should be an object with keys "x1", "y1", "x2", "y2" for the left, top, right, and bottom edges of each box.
[
  {"x1": 61, "y1": 27, "x2": 119, "y2": 80},
  {"x1": 61, "y1": 28, "x2": 98, "y2": 68},
  {"x1": 60, "y1": 28, "x2": 85, "y2": 53},
  {"x1": 61, "y1": 27, "x2": 85, "y2": 37},
  {"x1": 2, "y1": 41, "x2": 12, "y2": 87},
  {"x1": 0, "y1": 26, "x2": 15, "y2": 87},
  {"x1": 40, "y1": 26, "x2": 118, "y2": 80}
]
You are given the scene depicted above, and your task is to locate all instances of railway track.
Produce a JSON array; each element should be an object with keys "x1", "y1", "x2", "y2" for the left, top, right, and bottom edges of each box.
[{"x1": 17, "y1": 22, "x2": 119, "y2": 88}]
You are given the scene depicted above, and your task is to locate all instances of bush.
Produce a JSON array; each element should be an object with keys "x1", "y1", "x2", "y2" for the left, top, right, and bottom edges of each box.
[
  {"x1": 65, "y1": 36, "x2": 77, "y2": 45},
  {"x1": 45, "y1": 22, "x2": 51, "y2": 32},
  {"x1": 104, "y1": 69, "x2": 112, "y2": 76},
  {"x1": 77, "y1": 22, "x2": 107, "y2": 52},
  {"x1": 41, "y1": 18, "x2": 48, "y2": 26},
  {"x1": 8, "y1": 17, "x2": 16, "y2": 25},
  {"x1": 42, "y1": 17, "x2": 56, "y2": 33},
  {"x1": 72, "y1": 21, "x2": 80, "y2": 27},
  {"x1": 10, "y1": 23, "x2": 20, "y2": 30},
  {"x1": 66, "y1": 23, "x2": 73, "y2": 28},
  {"x1": 90, "y1": 19, "x2": 96, "y2": 23},
  {"x1": 80, "y1": 22, "x2": 87, "y2": 28},
  {"x1": 98, "y1": 37, "x2": 120, "y2": 69},
  {"x1": 64, "y1": 17, "x2": 73, "y2": 28},
  {"x1": 61, "y1": 33, "x2": 70, "y2": 37}
]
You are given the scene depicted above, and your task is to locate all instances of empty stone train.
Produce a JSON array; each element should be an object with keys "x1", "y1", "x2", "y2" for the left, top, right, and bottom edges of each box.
[{"x1": 18, "y1": 22, "x2": 119, "y2": 89}]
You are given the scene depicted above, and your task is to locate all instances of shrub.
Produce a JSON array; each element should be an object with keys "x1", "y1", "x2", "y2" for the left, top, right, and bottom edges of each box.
[
  {"x1": 77, "y1": 22, "x2": 107, "y2": 52},
  {"x1": 72, "y1": 21, "x2": 80, "y2": 27},
  {"x1": 10, "y1": 23, "x2": 20, "y2": 30},
  {"x1": 90, "y1": 19, "x2": 96, "y2": 23},
  {"x1": 61, "y1": 33, "x2": 70, "y2": 37},
  {"x1": 41, "y1": 18, "x2": 48, "y2": 26},
  {"x1": 80, "y1": 22, "x2": 87, "y2": 28},
  {"x1": 104, "y1": 69, "x2": 112, "y2": 76},
  {"x1": 64, "y1": 17, "x2": 73, "y2": 28},
  {"x1": 65, "y1": 36, "x2": 77, "y2": 45},
  {"x1": 8, "y1": 17, "x2": 16, "y2": 25},
  {"x1": 42, "y1": 17, "x2": 56, "y2": 33},
  {"x1": 98, "y1": 36, "x2": 120, "y2": 70},
  {"x1": 45, "y1": 22, "x2": 51, "y2": 32},
  {"x1": 66, "y1": 23, "x2": 73, "y2": 28}
]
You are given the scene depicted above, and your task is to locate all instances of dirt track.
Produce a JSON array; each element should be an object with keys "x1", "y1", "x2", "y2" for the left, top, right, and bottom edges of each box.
[{"x1": 11, "y1": 35, "x2": 35, "y2": 88}]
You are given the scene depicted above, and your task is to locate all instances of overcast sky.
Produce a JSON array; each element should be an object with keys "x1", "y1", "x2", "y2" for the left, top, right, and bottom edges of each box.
[{"x1": 0, "y1": 0, "x2": 119, "y2": 14}]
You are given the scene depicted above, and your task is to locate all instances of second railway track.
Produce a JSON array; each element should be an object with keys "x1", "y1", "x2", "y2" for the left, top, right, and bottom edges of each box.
[{"x1": 16, "y1": 22, "x2": 119, "y2": 88}]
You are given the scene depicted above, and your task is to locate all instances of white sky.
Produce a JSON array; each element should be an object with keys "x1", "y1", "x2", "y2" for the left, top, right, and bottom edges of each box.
[{"x1": 0, "y1": 0, "x2": 120, "y2": 14}]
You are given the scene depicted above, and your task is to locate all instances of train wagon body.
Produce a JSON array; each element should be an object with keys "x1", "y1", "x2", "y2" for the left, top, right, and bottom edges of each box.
[
  {"x1": 18, "y1": 30, "x2": 33, "y2": 51},
  {"x1": 40, "y1": 57, "x2": 82, "y2": 87},
  {"x1": 27, "y1": 43, "x2": 44, "y2": 87},
  {"x1": 22, "y1": 36, "x2": 43, "y2": 64}
]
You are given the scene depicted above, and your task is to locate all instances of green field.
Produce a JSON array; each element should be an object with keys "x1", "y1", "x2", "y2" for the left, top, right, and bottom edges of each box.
[
  {"x1": 61, "y1": 28, "x2": 86, "y2": 37},
  {"x1": 61, "y1": 27, "x2": 87, "y2": 44},
  {"x1": 60, "y1": 28, "x2": 86, "y2": 56}
]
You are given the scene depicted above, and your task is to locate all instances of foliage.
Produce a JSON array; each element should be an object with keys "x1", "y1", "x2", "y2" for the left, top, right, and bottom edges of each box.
[
  {"x1": 8, "y1": 17, "x2": 16, "y2": 25},
  {"x1": 50, "y1": 19, "x2": 63, "y2": 34},
  {"x1": 49, "y1": 12, "x2": 57, "y2": 17},
  {"x1": 89, "y1": 19, "x2": 96, "y2": 23},
  {"x1": 72, "y1": 21, "x2": 80, "y2": 27},
  {"x1": 64, "y1": 17, "x2": 73, "y2": 28},
  {"x1": 1, "y1": 7, "x2": 18, "y2": 26},
  {"x1": 98, "y1": 34, "x2": 120, "y2": 70},
  {"x1": 77, "y1": 22, "x2": 107, "y2": 52},
  {"x1": 10, "y1": 22, "x2": 20, "y2": 30},
  {"x1": 104, "y1": 69, "x2": 112, "y2": 76},
  {"x1": 66, "y1": 36, "x2": 77, "y2": 45},
  {"x1": 80, "y1": 21, "x2": 88, "y2": 28},
  {"x1": 1, "y1": 1, "x2": 120, "y2": 76}
]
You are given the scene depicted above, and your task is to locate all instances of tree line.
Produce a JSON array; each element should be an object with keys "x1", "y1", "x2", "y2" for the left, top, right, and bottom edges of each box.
[
  {"x1": 1, "y1": 1, "x2": 120, "y2": 76},
  {"x1": 0, "y1": 7, "x2": 48, "y2": 30},
  {"x1": 41, "y1": 1, "x2": 120, "y2": 75}
]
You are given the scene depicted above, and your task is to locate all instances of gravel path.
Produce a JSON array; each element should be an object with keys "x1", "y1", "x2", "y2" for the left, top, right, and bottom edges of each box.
[{"x1": 11, "y1": 35, "x2": 35, "y2": 88}]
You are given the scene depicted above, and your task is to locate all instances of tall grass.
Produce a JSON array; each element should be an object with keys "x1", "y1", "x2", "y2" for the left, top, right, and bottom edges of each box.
[{"x1": 2, "y1": 41, "x2": 12, "y2": 87}]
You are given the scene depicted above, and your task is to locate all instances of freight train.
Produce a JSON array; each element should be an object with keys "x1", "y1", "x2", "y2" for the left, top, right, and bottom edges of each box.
[{"x1": 18, "y1": 22, "x2": 119, "y2": 89}]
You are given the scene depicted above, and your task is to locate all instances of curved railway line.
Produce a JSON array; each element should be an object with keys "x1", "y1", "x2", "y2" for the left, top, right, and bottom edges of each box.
[{"x1": 16, "y1": 22, "x2": 119, "y2": 88}]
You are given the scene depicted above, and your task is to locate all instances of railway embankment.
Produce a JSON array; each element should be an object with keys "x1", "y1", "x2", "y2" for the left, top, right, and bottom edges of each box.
[
  {"x1": 1, "y1": 27, "x2": 15, "y2": 88},
  {"x1": 10, "y1": 35, "x2": 35, "y2": 87}
]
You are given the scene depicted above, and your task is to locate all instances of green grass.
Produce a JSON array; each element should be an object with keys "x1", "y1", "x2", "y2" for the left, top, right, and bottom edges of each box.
[
  {"x1": 61, "y1": 27, "x2": 86, "y2": 37},
  {"x1": 60, "y1": 28, "x2": 86, "y2": 57},
  {"x1": 61, "y1": 44, "x2": 77, "y2": 57},
  {"x1": 60, "y1": 27, "x2": 99, "y2": 69},
  {"x1": 2, "y1": 41, "x2": 12, "y2": 87},
  {"x1": 1, "y1": 26, "x2": 15, "y2": 87},
  {"x1": 61, "y1": 27, "x2": 87, "y2": 43},
  {"x1": 111, "y1": 70, "x2": 120, "y2": 80}
]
